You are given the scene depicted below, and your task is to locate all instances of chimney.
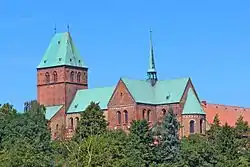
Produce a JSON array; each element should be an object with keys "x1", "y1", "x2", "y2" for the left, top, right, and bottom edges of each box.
[{"x1": 201, "y1": 100, "x2": 207, "y2": 106}]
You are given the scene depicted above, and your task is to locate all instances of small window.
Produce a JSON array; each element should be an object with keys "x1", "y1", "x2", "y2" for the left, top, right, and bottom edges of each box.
[
  {"x1": 69, "y1": 117, "x2": 74, "y2": 129},
  {"x1": 142, "y1": 109, "x2": 146, "y2": 119},
  {"x1": 78, "y1": 60, "x2": 81, "y2": 63},
  {"x1": 124, "y1": 110, "x2": 128, "y2": 123},
  {"x1": 77, "y1": 72, "x2": 81, "y2": 83},
  {"x1": 45, "y1": 72, "x2": 50, "y2": 83},
  {"x1": 56, "y1": 124, "x2": 59, "y2": 131},
  {"x1": 162, "y1": 109, "x2": 166, "y2": 116},
  {"x1": 58, "y1": 41, "x2": 60, "y2": 44},
  {"x1": 53, "y1": 71, "x2": 58, "y2": 82},
  {"x1": 117, "y1": 111, "x2": 121, "y2": 125},
  {"x1": 147, "y1": 110, "x2": 151, "y2": 122},
  {"x1": 70, "y1": 58, "x2": 72, "y2": 62},
  {"x1": 200, "y1": 119, "x2": 203, "y2": 134},
  {"x1": 59, "y1": 58, "x2": 62, "y2": 61},
  {"x1": 70, "y1": 71, "x2": 74, "y2": 82},
  {"x1": 190, "y1": 120, "x2": 195, "y2": 134}
]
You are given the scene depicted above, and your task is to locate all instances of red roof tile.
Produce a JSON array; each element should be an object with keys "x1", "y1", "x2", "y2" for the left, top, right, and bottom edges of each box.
[{"x1": 201, "y1": 101, "x2": 250, "y2": 126}]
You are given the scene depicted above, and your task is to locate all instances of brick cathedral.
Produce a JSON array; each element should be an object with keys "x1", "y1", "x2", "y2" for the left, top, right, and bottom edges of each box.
[{"x1": 37, "y1": 31, "x2": 250, "y2": 139}]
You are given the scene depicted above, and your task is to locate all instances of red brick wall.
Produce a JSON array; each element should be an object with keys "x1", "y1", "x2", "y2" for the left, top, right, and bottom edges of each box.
[
  {"x1": 37, "y1": 66, "x2": 88, "y2": 109},
  {"x1": 182, "y1": 115, "x2": 206, "y2": 136},
  {"x1": 108, "y1": 79, "x2": 136, "y2": 131}
]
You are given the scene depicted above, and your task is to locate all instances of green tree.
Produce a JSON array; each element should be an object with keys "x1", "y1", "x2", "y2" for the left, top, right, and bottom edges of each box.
[
  {"x1": 235, "y1": 115, "x2": 249, "y2": 137},
  {"x1": 0, "y1": 100, "x2": 54, "y2": 167},
  {"x1": 125, "y1": 120, "x2": 154, "y2": 167},
  {"x1": 153, "y1": 108, "x2": 180, "y2": 165},
  {"x1": 66, "y1": 130, "x2": 128, "y2": 167},
  {"x1": 73, "y1": 102, "x2": 107, "y2": 142}
]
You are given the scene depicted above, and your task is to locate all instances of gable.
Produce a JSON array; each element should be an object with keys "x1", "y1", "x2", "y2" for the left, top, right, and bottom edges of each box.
[
  {"x1": 182, "y1": 88, "x2": 205, "y2": 115},
  {"x1": 121, "y1": 77, "x2": 189, "y2": 104},
  {"x1": 108, "y1": 79, "x2": 135, "y2": 106},
  {"x1": 67, "y1": 86, "x2": 115, "y2": 113},
  {"x1": 37, "y1": 32, "x2": 87, "y2": 69}
]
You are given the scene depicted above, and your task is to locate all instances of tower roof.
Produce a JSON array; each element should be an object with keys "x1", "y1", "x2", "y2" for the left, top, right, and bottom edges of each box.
[{"x1": 37, "y1": 32, "x2": 87, "y2": 69}]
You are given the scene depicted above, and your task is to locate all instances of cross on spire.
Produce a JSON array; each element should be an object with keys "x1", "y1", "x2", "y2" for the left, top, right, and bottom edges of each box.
[
  {"x1": 147, "y1": 29, "x2": 158, "y2": 86},
  {"x1": 67, "y1": 24, "x2": 70, "y2": 32}
]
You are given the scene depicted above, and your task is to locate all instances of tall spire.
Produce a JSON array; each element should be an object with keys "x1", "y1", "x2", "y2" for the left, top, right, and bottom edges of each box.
[{"x1": 147, "y1": 29, "x2": 158, "y2": 86}]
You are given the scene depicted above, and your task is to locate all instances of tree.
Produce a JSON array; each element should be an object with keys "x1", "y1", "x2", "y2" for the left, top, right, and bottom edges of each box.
[
  {"x1": 125, "y1": 120, "x2": 154, "y2": 167},
  {"x1": 65, "y1": 130, "x2": 128, "y2": 167},
  {"x1": 235, "y1": 115, "x2": 249, "y2": 137},
  {"x1": 0, "y1": 100, "x2": 54, "y2": 167},
  {"x1": 73, "y1": 102, "x2": 107, "y2": 142},
  {"x1": 152, "y1": 107, "x2": 180, "y2": 165}
]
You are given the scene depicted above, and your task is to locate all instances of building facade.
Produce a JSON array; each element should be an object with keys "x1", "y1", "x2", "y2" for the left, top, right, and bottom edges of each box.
[{"x1": 37, "y1": 31, "x2": 250, "y2": 140}]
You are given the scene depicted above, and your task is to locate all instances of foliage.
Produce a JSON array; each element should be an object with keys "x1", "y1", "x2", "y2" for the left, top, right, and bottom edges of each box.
[
  {"x1": 73, "y1": 102, "x2": 107, "y2": 142},
  {"x1": 152, "y1": 108, "x2": 180, "y2": 165}
]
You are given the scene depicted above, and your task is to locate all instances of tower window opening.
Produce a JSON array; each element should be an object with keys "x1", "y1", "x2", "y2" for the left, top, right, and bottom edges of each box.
[
  {"x1": 77, "y1": 72, "x2": 81, "y2": 83},
  {"x1": 45, "y1": 72, "x2": 50, "y2": 83},
  {"x1": 124, "y1": 110, "x2": 128, "y2": 123},
  {"x1": 117, "y1": 111, "x2": 121, "y2": 125},
  {"x1": 70, "y1": 71, "x2": 74, "y2": 82},
  {"x1": 53, "y1": 71, "x2": 58, "y2": 82}
]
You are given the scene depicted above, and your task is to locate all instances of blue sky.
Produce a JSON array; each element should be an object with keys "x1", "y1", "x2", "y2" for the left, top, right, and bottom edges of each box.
[{"x1": 0, "y1": 0, "x2": 250, "y2": 111}]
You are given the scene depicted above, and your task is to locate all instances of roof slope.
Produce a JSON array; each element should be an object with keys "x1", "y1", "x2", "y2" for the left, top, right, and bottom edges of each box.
[
  {"x1": 67, "y1": 86, "x2": 115, "y2": 113},
  {"x1": 121, "y1": 77, "x2": 189, "y2": 104},
  {"x1": 37, "y1": 32, "x2": 87, "y2": 69},
  {"x1": 182, "y1": 88, "x2": 205, "y2": 115},
  {"x1": 45, "y1": 105, "x2": 63, "y2": 120},
  {"x1": 202, "y1": 102, "x2": 250, "y2": 126}
]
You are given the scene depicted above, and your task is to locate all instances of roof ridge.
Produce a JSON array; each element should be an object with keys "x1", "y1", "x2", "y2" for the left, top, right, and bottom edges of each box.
[{"x1": 205, "y1": 102, "x2": 250, "y2": 109}]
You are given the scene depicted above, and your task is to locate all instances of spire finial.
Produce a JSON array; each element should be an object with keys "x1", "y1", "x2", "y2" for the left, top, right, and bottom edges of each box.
[
  {"x1": 54, "y1": 25, "x2": 57, "y2": 34},
  {"x1": 147, "y1": 29, "x2": 158, "y2": 86},
  {"x1": 67, "y1": 24, "x2": 70, "y2": 32}
]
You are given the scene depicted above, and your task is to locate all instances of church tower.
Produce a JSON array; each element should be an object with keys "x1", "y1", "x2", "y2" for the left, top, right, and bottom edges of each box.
[{"x1": 37, "y1": 32, "x2": 88, "y2": 110}]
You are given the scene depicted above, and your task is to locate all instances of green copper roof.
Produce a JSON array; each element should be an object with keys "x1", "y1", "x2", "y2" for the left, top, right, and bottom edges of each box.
[
  {"x1": 182, "y1": 88, "x2": 205, "y2": 115},
  {"x1": 121, "y1": 77, "x2": 189, "y2": 104},
  {"x1": 45, "y1": 105, "x2": 63, "y2": 120},
  {"x1": 67, "y1": 86, "x2": 115, "y2": 114},
  {"x1": 37, "y1": 32, "x2": 87, "y2": 69}
]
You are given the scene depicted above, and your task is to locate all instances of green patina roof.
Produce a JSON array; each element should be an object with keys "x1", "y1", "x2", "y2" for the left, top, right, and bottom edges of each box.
[
  {"x1": 45, "y1": 105, "x2": 63, "y2": 120},
  {"x1": 37, "y1": 32, "x2": 87, "y2": 69},
  {"x1": 67, "y1": 86, "x2": 115, "y2": 114},
  {"x1": 182, "y1": 88, "x2": 205, "y2": 115},
  {"x1": 121, "y1": 77, "x2": 189, "y2": 104}
]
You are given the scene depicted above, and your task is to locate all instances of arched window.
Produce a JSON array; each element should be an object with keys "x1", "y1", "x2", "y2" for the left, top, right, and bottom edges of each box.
[
  {"x1": 53, "y1": 71, "x2": 58, "y2": 82},
  {"x1": 162, "y1": 109, "x2": 166, "y2": 117},
  {"x1": 70, "y1": 71, "x2": 74, "y2": 82},
  {"x1": 142, "y1": 109, "x2": 146, "y2": 119},
  {"x1": 117, "y1": 111, "x2": 121, "y2": 125},
  {"x1": 56, "y1": 124, "x2": 59, "y2": 131},
  {"x1": 77, "y1": 72, "x2": 81, "y2": 83},
  {"x1": 45, "y1": 72, "x2": 50, "y2": 83},
  {"x1": 147, "y1": 110, "x2": 151, "y2": 122},
  {"x1": 200, "y1": 119, "x2": 203, "y2": 134},
  {"x1": 190, "y1": 120, "x2": 195, "y2": 134},
  {"x1": 75, "y1": 117, "x2": 79, "y2": 128},
  {"x1": 69, "y1": 117, "x2": 74, "y2": 129},
  {"x1": 124, "y1": 110, "x2": 128, "y2": 123}
]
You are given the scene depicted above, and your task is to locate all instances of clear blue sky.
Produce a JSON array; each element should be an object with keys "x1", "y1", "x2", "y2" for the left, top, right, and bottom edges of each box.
[{"x1": 0, "y1": 0, "x2": 250, "y2": 111}]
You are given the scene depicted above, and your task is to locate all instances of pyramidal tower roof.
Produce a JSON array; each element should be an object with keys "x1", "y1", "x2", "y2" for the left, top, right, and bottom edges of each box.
[{"x1": 37, "y1": 32, "x2": 87, "y2": 69}]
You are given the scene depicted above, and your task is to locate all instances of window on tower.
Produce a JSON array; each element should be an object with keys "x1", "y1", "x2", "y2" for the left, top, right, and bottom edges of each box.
[
  {"x1": 70, "y1": 71, "x2": 74, "y2": 82},
  {"x1": 77, "y1": 72, "x2": 81, "y2": 83},
  {"x1": 45, "y1": 72, "x2": 50, "y2": 83},
  {"x1": 53, "y1": 71, "x2": 58, "y2": 82}
]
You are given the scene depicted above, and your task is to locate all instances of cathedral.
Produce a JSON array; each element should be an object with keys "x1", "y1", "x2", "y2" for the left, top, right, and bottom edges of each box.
[{"x1": 37, "y1": 31, "x2": 250, "y2": 140}]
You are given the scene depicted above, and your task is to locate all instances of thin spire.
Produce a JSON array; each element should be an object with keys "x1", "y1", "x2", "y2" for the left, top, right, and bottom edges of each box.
[
  {"x1": 149, "y1": 29, "x2": 156, "y2": 70},
  {"x1": 67, "y1": 24, "x2": 70, "y2": 33},
  {"x1": 147, "y1": 29, "x2": 158, "y2": 86},
  {"x1": 54, "y1": 24, "x2": 57, "y2": 34}
]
